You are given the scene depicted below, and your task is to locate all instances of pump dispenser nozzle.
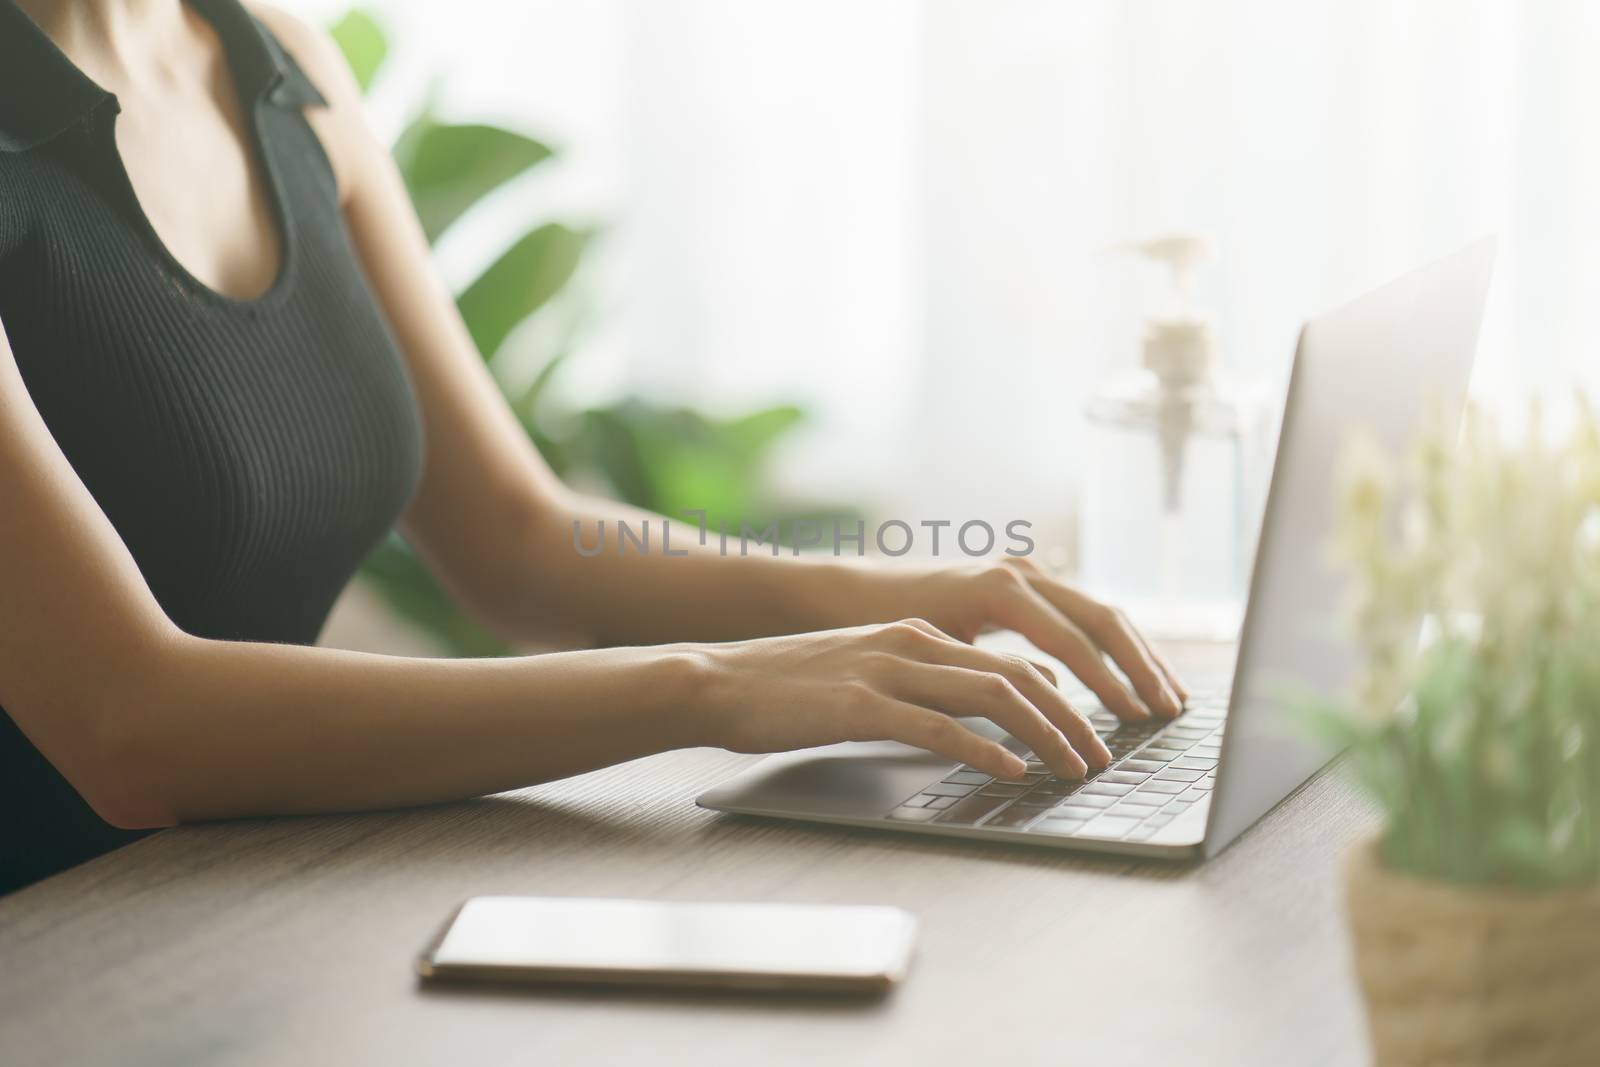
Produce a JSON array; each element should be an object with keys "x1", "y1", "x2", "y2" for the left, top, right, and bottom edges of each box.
[
  {"x1": 1130, "y1": 234, "x2": 1214, "y2": 307},
  {"x1": 1114, "y1": 234, "x2": 1219, "y2": 512},
  {"x1": 1080, "y1": 233, "x2": 1266, "y2": 639}
]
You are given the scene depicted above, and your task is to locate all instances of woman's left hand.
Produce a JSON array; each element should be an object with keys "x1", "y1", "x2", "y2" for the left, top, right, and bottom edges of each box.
[{"x1": 844, "y1": 557, "x2": 1188, "y2": 723}]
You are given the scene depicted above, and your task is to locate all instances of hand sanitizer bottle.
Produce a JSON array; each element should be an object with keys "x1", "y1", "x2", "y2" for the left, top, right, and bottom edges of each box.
[{"x1": 1079, "y1": 235, "x2": 1267, "y2": 640}]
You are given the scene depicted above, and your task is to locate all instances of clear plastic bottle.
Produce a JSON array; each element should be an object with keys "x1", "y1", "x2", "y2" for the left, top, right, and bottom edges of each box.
[{"x1": 1079, "y1": 236, "x2": 1267, "y2": 640}]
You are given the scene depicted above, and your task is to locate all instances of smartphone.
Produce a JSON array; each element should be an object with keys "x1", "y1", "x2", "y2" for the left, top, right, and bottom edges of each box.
[{"x1": 416, "y1": 896, "x2": 917, "y2": 995}]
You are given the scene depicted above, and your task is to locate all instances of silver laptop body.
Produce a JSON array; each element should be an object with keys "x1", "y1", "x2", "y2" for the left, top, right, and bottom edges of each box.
[{"x1": 698, "y1": 241, "x2": 1496, "y2": 860}]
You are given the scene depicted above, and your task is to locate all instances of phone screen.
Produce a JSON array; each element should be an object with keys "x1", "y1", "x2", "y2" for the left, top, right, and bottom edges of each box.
[{"x1": 419, "y1": 896, "x2": 917, "y2": 993}]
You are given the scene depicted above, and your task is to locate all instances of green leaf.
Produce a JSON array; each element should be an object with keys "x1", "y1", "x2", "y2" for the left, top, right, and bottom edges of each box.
[
  {"x1": 580, "y1": 406, "x2": 657, "y2": 509},
  {"x1": 393, "y1": 117, "x2": 554, "y2": 242},
  {"x1": 719, "y1": 404, "x2": 806, "y2": 458},
  {"x1": 457, "y1": 223, "x2": 589, "y2": 359},
  {"x1": 328, "y1": 10, "x2": 387, "y2": 94}
]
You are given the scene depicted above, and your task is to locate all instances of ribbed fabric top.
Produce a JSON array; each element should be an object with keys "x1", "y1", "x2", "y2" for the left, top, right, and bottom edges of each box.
[{"x1": 0, "y1": 0, "x2": 424, "y2": 892}]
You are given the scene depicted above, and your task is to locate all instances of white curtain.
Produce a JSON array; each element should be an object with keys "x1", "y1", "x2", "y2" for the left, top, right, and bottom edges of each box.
[{"x1": 288, "y1": 0, "x2": 1600, "y2": 539}]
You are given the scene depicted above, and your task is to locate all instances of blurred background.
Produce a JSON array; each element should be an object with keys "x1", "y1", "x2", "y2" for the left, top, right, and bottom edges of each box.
[{"x1": 300, "y1": 0, "x2": 1600, "y2": 655}]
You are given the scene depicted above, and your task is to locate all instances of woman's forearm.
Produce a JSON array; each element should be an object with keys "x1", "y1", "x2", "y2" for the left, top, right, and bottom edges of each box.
[
  {"x1": 103, "y1": 633, "x2": 707, "y2": 827},
  {"x1": 522, "y1": 493, "x2": 893, "y2": 646},
  {"x1": 416, "y1": 485, "x2": 892, "y2": 649}
]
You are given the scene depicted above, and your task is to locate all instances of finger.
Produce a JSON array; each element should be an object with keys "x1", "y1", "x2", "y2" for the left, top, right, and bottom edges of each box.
[
  {"x1": 839, "y1": 693, "x2": 1027, "y2": 779},
  {"x1": 1025, "y1": 580, "x2": 1183, "y2": 717},
  {"x1": 887, "y1": 643, "x2": 1108, "y2": 769},
  {"x1": 883, "y1": 617, "x2": 1059, "y2": 688},
  {"x1": 1021, "y1": 657, "x2": 1058, "y2": 688},
  {"x1": 963, "y1": 649, "x2": 1108, "y2": 767},
  {"x1": 876, "y1": 627, "x2": 1113, "y2": 767},
  {"x1": 1005, "y1": 562, "x2": 1187, "y2": 706},
  {"x1": 874, "y1": 619, "x2": 1106, "y2": 766},
  {"x1": 988, "y1": 580, "x2": 1154, "y2": 722},
  {"x1": 886, "y1": 662, "x2": 1090, "y2": 778}
]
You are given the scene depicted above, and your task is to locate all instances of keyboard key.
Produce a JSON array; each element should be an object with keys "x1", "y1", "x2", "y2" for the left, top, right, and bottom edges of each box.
[
  {"x1": 944, "y1": 770, "x2": 991, "y2": 786},
  {"x1": 986, "y1": 804, "x2": 1043, "y2": 829},
  {"x1": 1118, "y1": 760, "x2": 1165, "y2": 775},
  {"x1": 1180, "y1": 785, "x2": 1212, "y2": 802},
  {"x1": 935, "y1": 792, "x2": 1014, "y2": 825},
  {"x1": 978, "y1": 784, "x2": 1028, "y2": 798},
  {"x1": 924, "y1": 781, "x2": 979, "y2": 797},
  {"x1": 1161, "y1": 800, "x2": 1191, "y2": 814},
  {"x1": 1041, "y1": 805, "x2": 1091, "y2": 819},
  {"x1": 1154, "y1": 768, "x2": 1206, "y2": 783},
  {"x1": 1116, "y1": 792, "x2": 1165, "y2": 808},
  {"x1": 925, "y1": 795, "x2": 958, "y2": 810},
  {"x1": 1138, "y1": 780, "x2": 1188, "y2": 795},
  {"x1": 1073, "y1": 816, "x2": 1142, "y2": 840},
  {"x1": 1162, "y1": 727, "x2": 1211, "y2": 740},
  {"x1": 1141, "y1": 747, "x2": 1187, "y2": 761},
  {"x1": 888, "y1": 806, "x2": 941, "y2": 821},
  {"x1": 1191, "y1": 744, "x2": 1222, "y2": 758},
  {"x1": 1099, "y1": 770, "x2": 1150, "y2": 785},
  {"x1": 1081, "y1": 782, "x2": 1133, "y2": 796},
  {"x1": 1034, "y1": 778, "x2": 1086, "y2": 795},
  {"x1": 1015, "y1": 792, "x2": 1063, "y2": 808},
  {"x1": 1145, "y1": 812, "x2": 1175, "y2": 827},
  {"x1": 1060, "y1": 794, "x2": 1119, "y2": 809},
  {"x1": 1125, "y1": 826, "x2": 1158, "y2": 842},
  {"x1": 1173, "y1": 756, "x2": 1217, "y2": 771}
]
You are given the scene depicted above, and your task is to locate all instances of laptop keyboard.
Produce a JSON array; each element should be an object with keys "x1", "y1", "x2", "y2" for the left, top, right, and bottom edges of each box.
[{"x1": 884, "y1": 688, "x2": 1229, "y2": 843}]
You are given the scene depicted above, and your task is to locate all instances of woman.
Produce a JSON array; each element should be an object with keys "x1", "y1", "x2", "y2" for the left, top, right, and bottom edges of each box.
[{"x1": 0, "y1": 0, "x2": 1185, "y2": 893}]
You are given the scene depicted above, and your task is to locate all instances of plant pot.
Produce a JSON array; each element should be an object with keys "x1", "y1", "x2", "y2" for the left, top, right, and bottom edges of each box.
[{"x1": 1344, "y1": 840, "x2": 1600, "y2": 1067}]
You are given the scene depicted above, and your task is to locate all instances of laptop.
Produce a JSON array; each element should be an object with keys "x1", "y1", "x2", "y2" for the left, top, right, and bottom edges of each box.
[{"x1": 698, "y1": 240, "x2": 1496, "y2": 860}]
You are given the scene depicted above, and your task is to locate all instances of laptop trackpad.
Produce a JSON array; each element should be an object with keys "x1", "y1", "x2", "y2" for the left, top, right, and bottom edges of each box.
[
  {"x1": 698, "y1": 740, "x2": 963, "y2": 819},
  {"x1": 698, "y1": 718, "x2": 1020, "y2": 817}
]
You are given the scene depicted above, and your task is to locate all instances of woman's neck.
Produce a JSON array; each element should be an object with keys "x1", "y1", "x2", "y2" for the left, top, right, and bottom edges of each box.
[{"x1": 14, "y1": 0, "x2": 195, "y2": 87}]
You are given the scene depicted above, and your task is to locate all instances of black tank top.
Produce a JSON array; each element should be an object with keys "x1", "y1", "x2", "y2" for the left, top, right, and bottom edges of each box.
[{"x1": 0, "y1": 0, "x2": 424, "y2": 891}]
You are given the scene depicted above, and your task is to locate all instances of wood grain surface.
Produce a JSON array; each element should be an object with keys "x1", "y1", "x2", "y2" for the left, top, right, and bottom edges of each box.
[{"x1": 0, "y1": 747, "x2": 1376, "y2": 1067}]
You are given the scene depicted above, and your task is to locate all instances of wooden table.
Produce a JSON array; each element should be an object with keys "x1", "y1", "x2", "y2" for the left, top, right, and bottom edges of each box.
[{"x1": 0, "y1": 741, "x2": 1376, "y2": 1066}]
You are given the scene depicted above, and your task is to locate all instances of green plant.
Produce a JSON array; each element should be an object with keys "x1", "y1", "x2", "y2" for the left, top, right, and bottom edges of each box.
[
  {"x1": 1310, "y1": 400, "x2": 1600, "y2": 889},
  {"x1": 331, "y1": 10, "x2": 846, "y2": 656}
]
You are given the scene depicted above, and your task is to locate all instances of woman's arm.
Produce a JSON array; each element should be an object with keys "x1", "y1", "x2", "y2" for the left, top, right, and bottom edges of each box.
[
  {"x1": 2, "y1": 315, "x2": 1110, "y2": 830},
  {"x1": 261, "y1": 10, "x2": 1185, "y2": 723},
  {"x1": 0, "y1": 318, "x2": 696, "y2": 826}
]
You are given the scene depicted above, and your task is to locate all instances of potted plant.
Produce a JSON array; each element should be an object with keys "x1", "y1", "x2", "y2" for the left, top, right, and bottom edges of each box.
[{"x1": 1313, "y1": 402, "x2": 1600, "y2": 1066}]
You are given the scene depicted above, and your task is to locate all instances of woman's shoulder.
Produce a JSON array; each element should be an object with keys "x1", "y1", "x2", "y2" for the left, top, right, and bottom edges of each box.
[
  {"x1": 246, "y1": 3, "x2": 366, "y2": 112},
  {"x1": 244, "y1": 2, "x2": 376, "y2": 203}
]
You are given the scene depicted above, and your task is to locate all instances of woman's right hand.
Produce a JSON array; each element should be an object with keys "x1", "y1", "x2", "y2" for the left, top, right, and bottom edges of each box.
[{"x1": 685, "y1": 619, "x2": 1114, "y2": 781}]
